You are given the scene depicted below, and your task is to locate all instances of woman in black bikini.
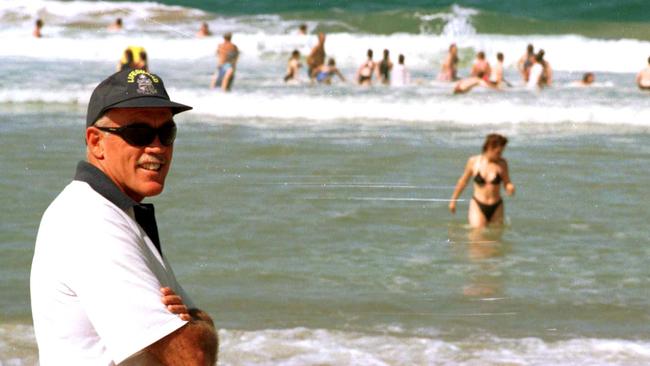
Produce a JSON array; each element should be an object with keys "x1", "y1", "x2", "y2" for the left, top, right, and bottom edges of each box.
[
  {"x1": 449, "y1": 134, "x2": 515, "y2": 228},
  {"x1": 357, "y1": 49, "x2": 377, "y2": 86}
]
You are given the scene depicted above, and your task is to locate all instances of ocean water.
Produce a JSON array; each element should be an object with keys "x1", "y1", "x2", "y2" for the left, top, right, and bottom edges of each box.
[{"x1": 2, "y1": 1, "x2": 650, "y2": 365}]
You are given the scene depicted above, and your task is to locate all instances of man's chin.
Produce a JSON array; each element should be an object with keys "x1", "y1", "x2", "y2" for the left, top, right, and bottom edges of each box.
[
  {"x1": 141, "y1": 184, "x2": 165, "y2": 198},
  {"x1": 128, "y1": 182, "x2": 165, "y2": 201}
]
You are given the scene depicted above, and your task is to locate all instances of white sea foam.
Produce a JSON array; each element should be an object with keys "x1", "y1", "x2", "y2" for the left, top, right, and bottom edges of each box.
[
  {"x1": 181, "y1": 91, "x2": 650, "y2": 126},
  {"x1": 3, "y1": 323, "x2": 648, "y2": 366},
  {"x1": 2, "y1": 30, "x2": 648, "y2": 73},
  {"x1": 219, "y1": 328, "x2": 650, "y2": 366},
  {"x1": 3, "y1": 86, "x2": 650, "y2": 128}
]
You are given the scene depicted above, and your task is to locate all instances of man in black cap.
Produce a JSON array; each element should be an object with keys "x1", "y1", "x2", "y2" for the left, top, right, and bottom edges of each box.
[{"x1": 31, "y1": 68, "x2": 218, "y2": 365}]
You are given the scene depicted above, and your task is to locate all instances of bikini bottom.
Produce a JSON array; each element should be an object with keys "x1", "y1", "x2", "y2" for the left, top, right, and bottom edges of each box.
[{"x1": 473, "y1": 196, "x2": 503, "y2": 222}]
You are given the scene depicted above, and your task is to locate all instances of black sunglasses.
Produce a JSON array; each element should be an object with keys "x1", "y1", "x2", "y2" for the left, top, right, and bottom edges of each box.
[{"x1": 95, "y1": 121, "x2": 177, "y2": 147}]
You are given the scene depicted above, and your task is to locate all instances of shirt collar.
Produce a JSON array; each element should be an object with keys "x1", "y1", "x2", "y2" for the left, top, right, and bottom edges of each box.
[{"x1": 74, "y1": 160, "x2": 138, "y2": 211}]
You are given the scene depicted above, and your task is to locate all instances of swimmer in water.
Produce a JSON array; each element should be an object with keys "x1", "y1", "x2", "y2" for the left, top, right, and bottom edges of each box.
[
  {"x1": 210, "y1": 32, "x2": 239, "y2": 91},
  {"x1": 108, "y1": 18, "x2": 123, "y2": 32},
  {"x1": 196, "y1": 22, "x2": 212, "y2": 38},
  {"x1": 284, "y1": 50, "x2": 302, "y2": 83},
  {"x1": 378, "y1": 49, "x2": 393, "y2": 85},
  {"x1": 357, "y1": 49, "x2": 377, "y2": 86},
  {"x1": 527, "y1": 51, "x2": 552, "y2": 89},
  {"x1": 517, "y1": 44, "x2": 535, "y2": 82},
  {"x1": 438, "y1": 43, "x2": 459, "y2": 82},
  {"x1": 391, "y1": 54, "x2": 410, "y2": 87},
  {"x1": 538, "y1": 50, "x2": 552, "y2": 86},
  {"x1": 569, "y1": 72, "x2": 595, "y2": 87},
  {"x1": 312, "y1": 58, "x2": 346, "y2": 85},
  {"x1": 449, "y1": 134, "x2": 515, "y2": 228},
  {"x1": 636, "y1": 57, "x2": 650, "y2": 90},
  {"x1": 453, "y1": 72, "x2": 497, "y2": 94},
  {"x1": 529, "y1": 49, "x2": 552, "y2": 88},
  {"x1": 471, "y1": 51, "x2": 491, "y2": 82},
  {"x1": 490, "y1": 52, "x2": 509, "y2": 88},
  {"x1": 307, "y1": 32, "x2": 326, "y2": 81},
  {"x1": 33, "y1": 18, "x2": 43, "y2": 38}
]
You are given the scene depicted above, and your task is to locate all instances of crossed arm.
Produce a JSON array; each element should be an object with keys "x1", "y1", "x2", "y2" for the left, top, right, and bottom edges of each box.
[{"x1": 145, "y1": 287, "x2": 218, "y2": 366}]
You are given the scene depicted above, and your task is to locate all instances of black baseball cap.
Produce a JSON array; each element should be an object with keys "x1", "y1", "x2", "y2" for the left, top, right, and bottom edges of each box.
[{"x1": 86, "y1": 68, "x2": 192, "y2": 126}]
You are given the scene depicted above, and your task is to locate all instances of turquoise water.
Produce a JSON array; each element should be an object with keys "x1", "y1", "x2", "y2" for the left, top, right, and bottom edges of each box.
[
  {"x1": 150, "y1": 0, "x2": 650, "y2": 39},
  {"x1": 2, "y1": 0, "x2": 650, "y2": 364}
]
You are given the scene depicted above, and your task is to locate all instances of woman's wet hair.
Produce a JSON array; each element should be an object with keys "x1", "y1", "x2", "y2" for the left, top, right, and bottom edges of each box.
[
  {"x1": 291, "y1": 49, "x2": 300, "y2": 58},
  {"x1": 328, "y1": 58, "x2": 336, "y2": 66},
  {"x1": 482, "y1": 134, "x2": 508, "y2": 152},
  {"x1": 367, "y1": 49, "x2": 373, "y2": 58}
]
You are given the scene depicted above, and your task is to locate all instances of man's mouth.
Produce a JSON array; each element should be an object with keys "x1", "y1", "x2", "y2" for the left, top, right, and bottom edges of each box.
[
  {"x1": 139, "y1": 162, "x2": 163, "y2": 172},
  {"x1": 137, "y1": 157, "x2": 166, "y2": 172}
]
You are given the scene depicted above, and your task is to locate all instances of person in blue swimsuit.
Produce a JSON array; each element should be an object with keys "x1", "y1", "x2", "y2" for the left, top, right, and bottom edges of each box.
[
  {"x1": 312, "y1": 58, "x2": 346, "y2": 85},
  {"x1": 210, "y1": 32, "x2": 239, "y2": 91},
  {"x1": 449, "y1": 134, "x2": 515, "y2": 228}
]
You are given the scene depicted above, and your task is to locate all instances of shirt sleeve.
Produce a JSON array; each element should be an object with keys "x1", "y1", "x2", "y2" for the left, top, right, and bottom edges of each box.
[{"x1": 69, "y1": 209, "x2": 188, "y2": 364}]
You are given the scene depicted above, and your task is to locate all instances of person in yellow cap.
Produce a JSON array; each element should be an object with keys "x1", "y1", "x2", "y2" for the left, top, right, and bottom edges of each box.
[{"x1": 118, "y1": 46, "x2": 148, "y2": 72}]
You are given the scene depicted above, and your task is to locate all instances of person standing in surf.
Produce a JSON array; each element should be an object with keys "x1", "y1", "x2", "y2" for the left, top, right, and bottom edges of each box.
[
  {"x1": 307, "y1": 32, "x2": 326, "y2": 81},
  {"x1": 449, "y1": 134, "x2": 515, "y2": 228},
  {"x1": 284, "y1": 49, "x2": 302, "y2": 83},
  {"x1": 470, "y1": 51, "x2": 491, "y2": 82},
  {"x1": 357, "y1": 49, "x2": 378, "y2": 86},
  {"x1": 210, "y1": 32, "x2": 239, "y2": 91},
  {"x1": 527, "y1": 50, "x2": 552, "y2": 89},
  {"x1": 391, "y1": 54, "x2": 410, "y2": 87},
  {"x1": 33, "y1": 18, "x2": 44, "y2": 38},
  {"x1": 438, "y1": 43, "x2": 459, "y2": 82},
  {"x1": 490, "y1": 52, "x2": 508, "y2": 88},
  {"x1": 378, "y1": 49, "x2": 393, "y2": 85},
  {"x1": 517, "y1": 44, "x2": 535, "y2": 82}
]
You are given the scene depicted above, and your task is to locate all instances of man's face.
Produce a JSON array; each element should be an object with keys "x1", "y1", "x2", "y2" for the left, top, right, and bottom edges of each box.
[{"x1": 92, "y1": 107, "x2": 174, "y2": 202}]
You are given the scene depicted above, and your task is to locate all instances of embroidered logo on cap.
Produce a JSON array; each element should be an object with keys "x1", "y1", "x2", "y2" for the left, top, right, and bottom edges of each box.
[
  {"x1": 135, "y1": 74, "x2": 158, "y2": 95},
  {"x1": 126, "y1": 69, "x2": 160, "y2": 95}
]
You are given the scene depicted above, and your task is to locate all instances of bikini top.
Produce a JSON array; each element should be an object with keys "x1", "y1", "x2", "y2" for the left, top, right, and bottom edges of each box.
[
  {"x1": 473, "y1": 156, "x2": 502, "y2": 186},
  {"x1": 474, "y1": 172, "x2": 502, "y2": 186}
]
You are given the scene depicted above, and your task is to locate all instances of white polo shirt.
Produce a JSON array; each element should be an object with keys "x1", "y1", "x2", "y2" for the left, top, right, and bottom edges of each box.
[{"x1": 31, "y1": 161, "x2": 192, "y2": 365}]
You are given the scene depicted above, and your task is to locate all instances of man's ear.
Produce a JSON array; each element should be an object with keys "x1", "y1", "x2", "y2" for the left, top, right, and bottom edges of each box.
[{"x1": 86, "y1": 127, "x2": 105, "y2": 160}]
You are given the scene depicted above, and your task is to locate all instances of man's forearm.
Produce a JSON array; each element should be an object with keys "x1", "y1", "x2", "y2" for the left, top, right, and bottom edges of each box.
[
  {"x1": 189, "y1": 308, "x2": 215, "y2": 327},
  {"x1": 147, "y1": 309, "x2": 218, "y2": 366}
]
